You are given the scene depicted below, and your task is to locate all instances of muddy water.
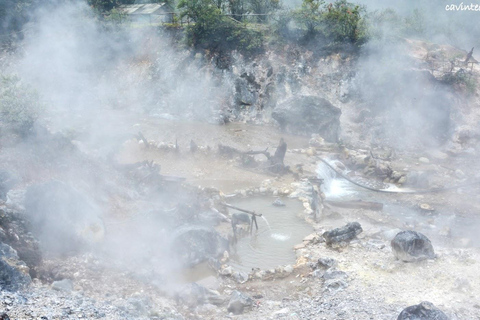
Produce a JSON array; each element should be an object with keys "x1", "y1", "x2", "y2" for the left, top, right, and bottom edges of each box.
[{"x1": 228, "y1": 197, "x2": 313, "y2": 273}]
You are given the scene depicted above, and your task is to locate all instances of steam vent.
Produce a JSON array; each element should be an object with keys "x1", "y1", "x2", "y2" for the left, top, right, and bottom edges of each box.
[{"x1": 0, "y1": 0, "x2": 479, "y2": 318}]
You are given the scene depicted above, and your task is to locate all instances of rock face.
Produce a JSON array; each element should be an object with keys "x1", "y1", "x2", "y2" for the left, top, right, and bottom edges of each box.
[
  {"x1": 0, "y1": 243, "x2": 31, "y2": 291},
  {"x1": 171, "y1": 226, "x2": 228, "y2": 267},
  {"x1": 24, "y1": 180, "x2": 105, "y2": 255},
  {"x1": 323, "y1": 222, "x2": 363, "y2": 246},
  {"x1": 227, "y1": 290, "x2": 253, "y2": 315},
  {"x1": 0, "y1": 207, "x2": 41, "y2": 274},
  {"x1": 397, "y1": 301, "x2": 448, "y2": 320},
  {"x1": 272, "y1": 95, "x2": 341, "y2": 142},
  {"x1": 391, "y1": 231, "x2": 435, "y2": 262}
]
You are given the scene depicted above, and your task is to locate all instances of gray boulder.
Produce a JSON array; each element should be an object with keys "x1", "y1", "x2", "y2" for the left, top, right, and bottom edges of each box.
[
  {"x1": 272, "y1": 95, "x2": 341, "y2": 142},
  {"x1": 171, "y1": 226, "x2": 228, "y2": 267},
  {"x1": 323, "y1": 222, "x2": 363, "y2": 246},
  {"x1": 397, "y1": 301, "x2": 448, "y2": 320},
  {"x1": 0, "y1": 243, "x2": 31, "y2": 291},
  {"x1": 227, "y1": 290, "x2": 253, "y2": 315},
  {"x1": 391, "y1": 231, "x2": 435, "y2": 262}
]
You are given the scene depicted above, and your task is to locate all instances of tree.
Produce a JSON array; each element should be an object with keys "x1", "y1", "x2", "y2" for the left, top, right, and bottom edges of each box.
[
  {"x1": 178, "y1": 0, "x2": 263, "y2": 55},
  {"x1": 292, "y1": 0, "x2": 324, "y2": 38},
  {"x1": 0, "y1": 75, "x2": 43, "y2": 135}
]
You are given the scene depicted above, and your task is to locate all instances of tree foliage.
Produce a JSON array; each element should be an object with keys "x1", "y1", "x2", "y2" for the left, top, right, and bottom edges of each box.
[
  {"x1": 0, "y1": 75, "x2": 43, "y2": 135},
  {"x1": 178, "y1": 0, "x2": 263, "y2": 55},
  {"x1": 289, "y1": 0, "x2": 367, "y2": 45}
]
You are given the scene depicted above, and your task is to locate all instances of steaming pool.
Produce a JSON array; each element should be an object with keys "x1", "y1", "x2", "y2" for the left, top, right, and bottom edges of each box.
[{"x1": 227, "y1": 196, "x2": 313, "y2": 273}]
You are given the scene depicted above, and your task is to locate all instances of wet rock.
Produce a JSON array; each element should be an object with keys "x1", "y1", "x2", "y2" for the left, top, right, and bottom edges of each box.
[
  {"x1": 397, "y1": 301, "x2": 448, "y2": 320},
  {"x1": 227, "y1": 290, "x2": 252, "y2": 315},
  {"x1": 323, "y1": 222, "x2": 363, "y2": 247},
  {"x1": 52, "y1": 279, "x2": 74, "y2": 292},
  {"x1": 272, "y1": 198, "x2": 285, "y2": 207},
  {"x1": 391, "y1": 231, "x2": 435, "y2": 262},
  {"x1": 24, "y1": 181, "x2": 105, "y2": 255},
  {"x1": 0, "y1": 243, "x2": 31, "y2": 291},
  {"x1": 171, "y1": 226, "x2": 228, "y2": 267},
  {"x1": 272, "y1": 95, "x2": 341, "y2": 142}
]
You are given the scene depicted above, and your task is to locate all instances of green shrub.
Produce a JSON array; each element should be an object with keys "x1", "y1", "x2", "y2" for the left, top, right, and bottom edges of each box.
[
  {"x1": 289, "y1": 0, "x2": 368, "y2": 45},
  {"x1": 0, "y1": 75, "x2": 43, "y2": 135},
  {"x1": 442, "y1": 70, "x2": 477, "y2": 95},
  {"x1": 179, "y1": 0, "x2": 264, "y2": 56}
]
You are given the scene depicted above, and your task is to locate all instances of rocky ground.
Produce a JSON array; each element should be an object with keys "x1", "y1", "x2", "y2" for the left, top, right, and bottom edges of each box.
[{"x1": 2, "y1": 117, "x2": 480, "y2": 319}]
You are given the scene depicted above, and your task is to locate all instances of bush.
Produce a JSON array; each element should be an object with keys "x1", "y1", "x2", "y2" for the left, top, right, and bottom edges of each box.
[
  {"x1": 0, "y1": 75, "x2": 43, "y2": 135},
  {"x1": 289, "y1": 0, "x2": 368, "y2": 46},
  {"x1": 179, "y1": 0, "x2": 264, "y2": 56}
]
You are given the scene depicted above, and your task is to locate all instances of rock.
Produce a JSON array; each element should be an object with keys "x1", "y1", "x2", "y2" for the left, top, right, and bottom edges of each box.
[
  {"x1": 24, "y1": 181, "x2": 105, "y2": 254},
  {"x1": 316, "y1": 257, "x2": 337, "y2": 269},
  {"x1": 272, "y1": 198, "x2": 286, "y2": 207},
  {"x1": 175, "y1": 283, "x2": 225, "y2": 308},
  {"x1": 52, "y1": 279, "x2": 74, "y2": 292},
  {"x1": 171, "y1": 226, "x2": 228, "y2": 267},
  {"x1": 397, "y1": 301, "x2": 448, "y2": 320},
  {"x1": 227, "y1": 290, "x2": 252, "y2": 315},
  {"x1": 233, "y1": 271, "x2": 249, "y2": 284},
  {"x1": 0, "y1": 313, "x2": 10, "y2": 320},
  {"x1": 323, "y1": 269, "x2": 347, "y2": 280},
  {"x1": 272, "y1": 95, "x2": 341, "y2": 142},
  {"x1": 0, "y1": 243, "x2": 31, "y2": 291},
  {"x1": 391, "y1": 231, "x2": 435, "y2": 262},
  {"x1": 324, "y1": 279, "x2": 348, "y2": 292},
  {"x1": 323, "y1": 222, "x2": 363, "y2": 246}
]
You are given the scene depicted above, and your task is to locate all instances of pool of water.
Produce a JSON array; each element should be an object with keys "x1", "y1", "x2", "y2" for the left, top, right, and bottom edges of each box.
[{"x1": 228, "y1": 197, "x2": 313, "y2": 273}]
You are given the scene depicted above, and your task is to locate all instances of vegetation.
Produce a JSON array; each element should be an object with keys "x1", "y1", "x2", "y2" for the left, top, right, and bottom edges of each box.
[
  {"x1": 178, "y1": 0, "x2": 264, "y2": 55},
  {"x1": 282, "y1": 0, "x2": 368, "y2": 46},
  {"x1": 441, "y1": 70, "x2": 477, "y2": 95},
  {"x1": 0, "y1": 75, "x2": 43, "y2": 135}
]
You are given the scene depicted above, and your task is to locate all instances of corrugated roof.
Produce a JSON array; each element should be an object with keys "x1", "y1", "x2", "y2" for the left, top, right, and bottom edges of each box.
[{"x1": 118, "y1": 3, "x2": 167, "y2": 15}]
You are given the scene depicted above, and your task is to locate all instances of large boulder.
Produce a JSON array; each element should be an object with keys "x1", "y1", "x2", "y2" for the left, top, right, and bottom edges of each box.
[
  {"x1": 24, "y1": 180, "x2": 105, "y2": 255},
  {"x1": 397, "y1": 301, "x2": 448, "y2": 320},
  {"x1": 272, "y1": 95, "x2": 341, "y2": 142},
  {"x1": 323, "y1": 222, "x2": 363, "y2": 247},
  {"x1": 227, "y1": 290, "x2": 253, "y2": 315},
  {"x1": 0, "y1": 243, "x2": 31, "y2": 291},
  {"x1": 171, "y1": 226, "x2": 228, "y2": 267},
  {"x1": 391, "y1": 231, "x2": 435, "y2": 262}
]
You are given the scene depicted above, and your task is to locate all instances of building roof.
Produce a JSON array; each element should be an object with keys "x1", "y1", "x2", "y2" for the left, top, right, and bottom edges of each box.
[{"x1": 118, "y1": 3, "x2": 169, "y2": 15}]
